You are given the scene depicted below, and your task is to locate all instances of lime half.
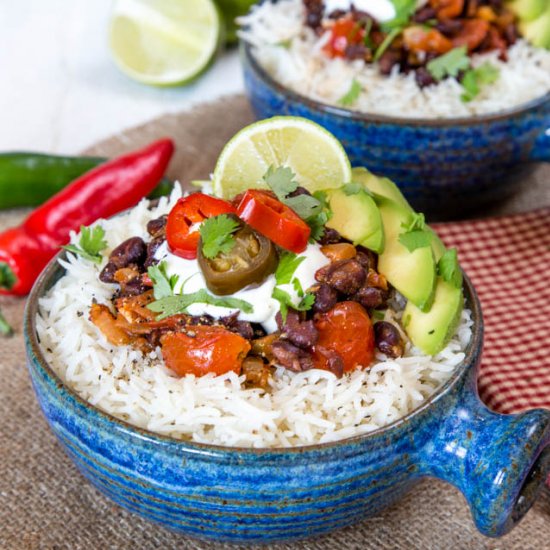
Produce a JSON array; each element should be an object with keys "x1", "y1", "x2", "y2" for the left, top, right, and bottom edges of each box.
[
  {"x1": 109, "y1": 0, "x2": 220, "y2": 86},
  {"x1": 213, "y1": 117, "x2": 352, "y2": 198}
]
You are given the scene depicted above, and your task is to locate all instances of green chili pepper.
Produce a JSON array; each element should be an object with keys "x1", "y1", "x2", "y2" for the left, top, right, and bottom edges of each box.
[{"x1": 0, "y1": 152, "x2": 172, "y2": 209}]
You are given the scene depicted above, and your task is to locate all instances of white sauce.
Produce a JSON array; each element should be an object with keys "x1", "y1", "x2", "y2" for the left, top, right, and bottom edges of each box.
[
  {"x1": 323, "y1": 0, "x2": 396, "y2": 22},
  {"x1": 155, "y1": 241, "x2": 330, "y2": 332}
]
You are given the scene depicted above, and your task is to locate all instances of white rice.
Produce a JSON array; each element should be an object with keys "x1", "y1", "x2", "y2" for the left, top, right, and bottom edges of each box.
[
  {"x1": 239, "y1": 0, "x2": 550, "y2": 118},
  {"x1": 36, "y1": 186, "x2": 473, "y2": 448}
]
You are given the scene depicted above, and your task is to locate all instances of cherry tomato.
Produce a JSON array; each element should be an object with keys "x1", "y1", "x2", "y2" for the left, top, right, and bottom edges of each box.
[
  {"x1": 166, "y1": 193, "x2": 236, "y2": 259},
  {"x1": 312, "y1": 301, "x2": 375, "y2": 373},
  {"x1": 236, "y1": 190, "x2": 310, "y2": 253},
  {"x1": 160, "y1": 326, "x2": 251, "y2": 377},
  {"x1": 323, "y1": 17, "x2": 366, "y2": 58}
]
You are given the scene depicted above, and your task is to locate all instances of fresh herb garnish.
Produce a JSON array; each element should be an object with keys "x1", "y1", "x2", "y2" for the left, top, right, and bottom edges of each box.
[
  {"x1": 148, "y1": 261, "x2": 180, "y2": 300},
  {"x1": 199, "y1": 214, "x2": 240, "y2": 259},
  {"x1": 460, "y1": 63, "x2": 500, "y2": 102},
  {"x1": 374, "y1": 27, "x2": 402, "y2": 61},
  {"x1": 0, "y1": 262, "x2": 16, "y2": 291},
  {"x1": 426, "y1": 46, "x2": 470, "y2": 80},
  {"x1": 292, "y1": 277, "x2": 305, "y2": 297},
  {"x1": 401, "y1": 212, "x2": 426, "y2": 232},
  {"x1": 398, "y1": 230, "x2": 433, "y2": 252},
  {"x1": 272, "y1": 287, "x2": 315, "y2": 322},
  {"x1": 263, "y1": 165, "x2": 299, "y2": 200},
  {"x1": 437, "y1": 248, "x2": 463, "y2": 288},
  {"x1": 148, "y1": 289, "x2": 254, "y2": 320},
  {"x1": 383, "y1": 0, "x2": 417, "y2": 31},
  {"x1": 262, "y1": 166, "x2": 333, "y2": 241},
  {"x1": 275, "y1": 252, "x2": 305, "y2": 285},
  {"x1": 0, "y1": 308, "x2": 13, "y2": 337},
  {"x1": 338, "y1": 79, "x2": 362, "y2": 107},
  {"x1": 63, "y1": 225, "x2": 108, "y2": 264}
]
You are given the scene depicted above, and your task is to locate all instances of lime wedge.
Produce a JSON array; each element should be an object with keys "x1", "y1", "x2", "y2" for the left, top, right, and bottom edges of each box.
[
  {"x1": 109, "y1": 0, "x2": 220, "y2": 86},
  {"x1": 213, "y1": 117, "x2": 352, "y2": 199}
]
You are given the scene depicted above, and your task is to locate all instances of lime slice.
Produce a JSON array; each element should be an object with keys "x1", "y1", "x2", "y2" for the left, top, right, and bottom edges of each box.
[
  {"x1": 213, "y1": 117, "x2": 352, "y2": 199},
  {"x1": 109, "y1": 0, "x2": 220, "y2": 86}
]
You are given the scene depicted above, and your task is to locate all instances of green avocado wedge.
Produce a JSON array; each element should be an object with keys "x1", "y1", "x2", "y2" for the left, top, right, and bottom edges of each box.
[
  {"x1": 402, "y1": 276, "x2": 464, "y2": 355},
  {"x1": 352, "y1": 167, "x2": 412, "y2": 210},
  {"x1": 326, "y1": 187, "x2": 385, "y2": 253},
  {"x1": 377, "y1": 197, "x2": 436, "y2": 311}
]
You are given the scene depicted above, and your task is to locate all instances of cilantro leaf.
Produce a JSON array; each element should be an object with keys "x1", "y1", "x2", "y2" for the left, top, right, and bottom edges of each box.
[
  {"x1": 437, "y1": 248, "x2": 463, "y2": 288},
  {"x1": 398, "y1": 230, "x2": 433, "y2": 252},
  {"x1": 148, "y1": 261, "x2": 179, "y2": 300},
  {"x1": 427, "y1": 46, "x2": 469, "y2": 81},
  {"x1": 63, "y1": 225, "x2": 107, "y2": 264},
  {"x1": 284, "y1": 194, "x2": 323, "y2": 219},
  {"x1": 275, "y1": 252, "x2": 305, "y2": 285},
  {"x1": 307, "y1": 209, "x2": 331, "y2": 242},
  {"x1": 0, "y1": 262, "x2": 16, "y2": 291},
  {"x1": 401, "y1": 212, "x2": 426, "y2": 233},
  {"x1": 292, "y1": 277, "x2": 305, "y2": 297},
  {"x1": 382, "y1": 0, "x2": 417, "y2": 30},
  {"x1": 263, "y1": 165, "x2": 299, "y2": 199},
  {"x1": 338, "y1": 79, "x2": 361, "y2": 107},
  {"x1": 199, "y1": 214, "x2": 240, "y2": 259},
  {"x1": 148, "y1": 289, "x2": 253, "y2": 320},
  {"x1": 0, "y1": 308, "x2": 13, "y2": 337},
  {"x1": 272, "y1": 287, "x2": 314, "y2": 322},
  {"x1": 374, "y1": 27, "x2": 402, "y2": 62},
  {"x1": 460, "y1": 63, "x2": 500, "y2": 102}
]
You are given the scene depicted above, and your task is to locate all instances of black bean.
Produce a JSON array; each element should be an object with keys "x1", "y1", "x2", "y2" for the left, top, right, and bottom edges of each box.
[
  {"x1": 352, "y1": 286, "x2": 388, "y2": 309},
  {"x1": 355, "y1": 247, "x2": 377, "y2": 271},
  {"x1": 345, "y1": 43, "x2": 368, "y2": 61},
  {"x1": 415, "y1": 67, "x2": 437, "y2": 88},
  {"x1": 109, "y1": 237, "x2": 147, "y2": 269},
  {"x1": 413, "y1": 5, "x2": 437, "y2": 23},
  {"x1": 378, "y1": 50, "x2": 401, "y2": 75},
  {"x1": 144, "y1": 237, "x2": 165, "y2": 268},
  {"x1": 318, "y1": 227, "x2": 342, "y2": 245},
  {"x1": 220, "y1": 312, "x2": 255, "y2": 340},
  {"x1": 436, "y1": 19, "x2": 463, "y2": 36},
  {"x1": 276, "y1": 310, "x2": 318, "y2": 349},
  {"x1": 318, "y1": 259, "x2": 366, "y2": 295},
  {"x1": 271, "y1": 340, "x2": 314, "y2": 372},
  {"x1": 99, "y1": 262, "x2": 117, "y2": 283},
  {"x1": 374, "y1": 321, "x2": 404, "y2": 358},
  {"x1": 315, "y1": 346, "x2": 344, "y2": 378},
  {"x1": 119, "y1": 278, "x2": 148, "y2": 297},
  {"x1": 313, "y1": 284, "x2": 338, "y2": 313},
  {"x1": 146, "y1": 215, "x2": 167, "y2": 237},
  {"x1": 288, "y1": 186, "x2": 312, "y2": 198}
]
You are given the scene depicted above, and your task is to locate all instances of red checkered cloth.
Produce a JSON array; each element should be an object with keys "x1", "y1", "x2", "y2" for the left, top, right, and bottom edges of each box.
[{"x1": 433, "y1": 208, "x2": 550, "y2": 414}]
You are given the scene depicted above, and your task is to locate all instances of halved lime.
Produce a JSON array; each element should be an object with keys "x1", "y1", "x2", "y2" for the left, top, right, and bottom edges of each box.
[
  {"x1": 109, "y1": 0, "x2": 221, "y2": 86},
  {"x1": 213, "y1": 117, "x2": 352, "y2": 198}
]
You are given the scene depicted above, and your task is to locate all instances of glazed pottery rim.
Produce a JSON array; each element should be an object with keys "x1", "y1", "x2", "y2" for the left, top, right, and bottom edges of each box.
[
  {"x1": 241, "y1": 41, "x2": 550, "y2": 127},
  {"x1": 25, "y1": 249, "x2": 483, "y2": 456}
]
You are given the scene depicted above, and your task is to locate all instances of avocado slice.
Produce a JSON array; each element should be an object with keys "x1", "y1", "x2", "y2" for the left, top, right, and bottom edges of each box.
[
  {"x1": 352, "y1": 167, "x2": 412, "y2": 211},
  {"x1": 326, "y1": 187, "x2": 385, "y2": 253},
  {"x1": 402, "y1": 277, "x2": 464, "y2": 355},
  {"x1": 510, "y1": 0, "x2": 547, "y2": 22},
  {"x1": 377, "y1": 197, "x2": 436, "y2": 310},
  {"x1": 520, "y1": 10, "x2": 550, "y2": 49}
]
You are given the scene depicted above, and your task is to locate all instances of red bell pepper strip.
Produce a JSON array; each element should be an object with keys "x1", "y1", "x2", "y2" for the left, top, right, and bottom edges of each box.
[
  {"x1": 166, "y1": 193, "x2": 236, "y2": 260},
  {"x1": 236, "y1": 190, "x2": 310, "y2": 253},
  {"x1": 0, "y1": 138, "x2": 174, "y2": 296}
]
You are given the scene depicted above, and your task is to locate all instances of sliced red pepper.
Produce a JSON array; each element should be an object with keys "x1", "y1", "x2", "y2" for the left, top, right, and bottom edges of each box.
[
  {"x1": 236, "y1": 190, "x2": 311, "y2": 253},
  {"x1": 323, "y1": 17, "x2": 366, "y2": 58},
  {"x1": 0, "y1": 139, "x2": 174, "y2": 296},
  {"x1": 166, "y1": 193, "x2": 236, "y2": 260}
]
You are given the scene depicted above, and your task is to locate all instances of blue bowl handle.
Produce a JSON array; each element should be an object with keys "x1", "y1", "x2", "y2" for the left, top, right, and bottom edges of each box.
[
  {"x1": 416, "y1": 379, "x2": 550, "y2": 537},
  {"x1": 529, "y1": 123, "x2": 550, "y2": 162}
]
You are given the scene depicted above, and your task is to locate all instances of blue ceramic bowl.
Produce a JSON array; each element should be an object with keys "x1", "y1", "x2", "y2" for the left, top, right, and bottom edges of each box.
[
  {"x1": 240, "y1": 41, "x2": 550, "y2": 219},
  {"x1": 24, "y1": 254, "x2": 550, "y2": 544}
]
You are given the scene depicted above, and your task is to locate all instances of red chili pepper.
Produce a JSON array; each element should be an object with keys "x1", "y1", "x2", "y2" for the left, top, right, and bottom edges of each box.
[
  {"x1": 0, "y1": 139, "x2": 174, "y2": 296},
  {"x1": 166, "y1": 193, "x2": 236, "y2": 260},
  {"x1": 323, "y1": 18, "x2": 366, "y2": 58},
  {"x1": 236, "y1": 190, "x2": 310, "y2": 253}
]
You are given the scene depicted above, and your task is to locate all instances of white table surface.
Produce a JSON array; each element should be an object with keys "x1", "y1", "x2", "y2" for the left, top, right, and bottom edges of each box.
[{"x1": 0, "y1": 0, "x2": 243, "y2": 154}]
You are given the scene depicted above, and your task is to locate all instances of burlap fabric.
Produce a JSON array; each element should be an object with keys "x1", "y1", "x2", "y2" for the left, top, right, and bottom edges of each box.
[{"x1": 1, "y1": 95, "x2": 549, "y2": 550}]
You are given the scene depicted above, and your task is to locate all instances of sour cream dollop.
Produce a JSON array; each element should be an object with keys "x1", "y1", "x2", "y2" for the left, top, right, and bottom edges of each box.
[
  {"x1": 323, "y1": 0, "x2": 396, "y2": 22},
  {"x1": 155, "y1": 241, "x2": 330, "y2": 333}
]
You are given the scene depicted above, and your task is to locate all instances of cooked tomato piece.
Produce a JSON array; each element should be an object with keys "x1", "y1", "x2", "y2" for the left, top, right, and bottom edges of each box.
[
  {"x1": 452, "y1": 19, "x2": 490, "y2": 51},
  {"x1": 160, "y1": 326, "x2": 251, "y2": 377},
  {"x1": 166, "y1": 193, "x2": 236, "y2": 260},
  {"x1": 323, "y1": 17, "x2": 366, "y2": 58},
  {"x1": 403, "y1": 26, "x2": 453, "y2": 54},
  {"x1": 312, "y1": 301, "x2": 375, "y2": 373},
  {"x1": 429, "y1": 0, "x2": 464, "y2": 20},
  {"x1": 236, "y1": 190, "x2": 310, "y2": 253}
]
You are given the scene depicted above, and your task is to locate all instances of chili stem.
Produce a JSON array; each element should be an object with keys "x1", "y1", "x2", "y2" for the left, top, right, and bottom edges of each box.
[{"x1": 0, "y1": 308, "x2": 13, "y2": 337}]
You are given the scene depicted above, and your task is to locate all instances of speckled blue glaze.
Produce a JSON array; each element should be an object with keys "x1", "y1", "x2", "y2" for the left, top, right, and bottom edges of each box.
[
  {"x1": 240, "y1": 43, "x2": 550, "y2": 219},
  {"x1": 25, "y1": 258, "x2": 550, "y2": 543}
]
